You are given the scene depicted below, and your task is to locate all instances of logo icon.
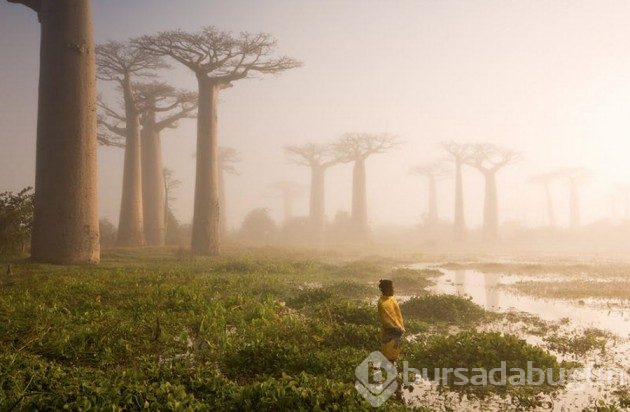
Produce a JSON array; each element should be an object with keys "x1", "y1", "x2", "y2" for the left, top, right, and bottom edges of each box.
[{"x1": 355, "y1": 351, "x2": 398, "y2": 407}]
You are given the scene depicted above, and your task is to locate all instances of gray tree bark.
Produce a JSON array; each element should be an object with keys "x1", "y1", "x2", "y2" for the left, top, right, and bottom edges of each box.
[
  {"x1": 116, "y1": 76, "x2": 144, "y2": 246},
  {"x1": 453, "y1": 162, "x2": 467, "y2": 241},
  {"x1": 141, "y1": 109, "x2": 166, "y2": 246},
  {"x1": 351, "y1": 157, "x2": 368, "y2": 237},
  {"x1": 191, "y1": 77, "x2": 220, "y2": 255},
  {"x1": 18, "y1": 0, "x2": 100, "y2": 264}
]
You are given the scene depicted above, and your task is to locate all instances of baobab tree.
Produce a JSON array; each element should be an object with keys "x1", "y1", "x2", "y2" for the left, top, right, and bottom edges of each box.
[
  {"x1": 467, "y1": 143, "x2": 520, "y2": 240},
  {"x1": 96, "y1": 41, "x2": 166, "y2": 246},
  {"x1": 269, "y1": 181, "x2": 304, "y2": 224},
  {"x1": 136, "y1": 83, "x2": 197, "y2": 246},
  {"x1": 285, "y1": 143, "x2": 339, "y2": 236},
  {"x1": 136, "y1": 27, "x2": 301, "y2": 255},
  {"x1": 412, "y1": 162, "x2": 450, "y2": 227},
  {"x1": 218, "y1": 147, "x2": 241, "y2": 237},
  {"x1": 555, "y1": 168, "x2": 590, "y2": 229},
  {"x1": 442, "y1": 142, "x2": 472, "y2": 241},
  {"x1": 529, "y1": 172, "x2": 558, "y2": 227},
  {"x1": 334, "y1": 133, "x2": 398, "y2": 237},
  {"x1": 7, "y1": 0, "x2": 100, "y2": 263}
]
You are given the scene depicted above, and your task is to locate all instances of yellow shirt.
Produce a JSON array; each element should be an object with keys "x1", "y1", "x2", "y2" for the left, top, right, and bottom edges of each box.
[{"x1": 377, "y1": 295, "x2": 405, "y2": 333}]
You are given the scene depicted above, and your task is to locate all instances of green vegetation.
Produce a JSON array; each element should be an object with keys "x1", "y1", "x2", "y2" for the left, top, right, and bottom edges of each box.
[
  {"x1": 0, "y1": 187, "x2": 33, "y2": 257},
  {"x1": 543, "y1": 328, "x2": 611, "y2": 356},
  {"x1": 0, "y1": 249, "x2": 568, "y2": 410},
  {"x1": 507, "y1": 280, "x2": 630, "y2": 301}
]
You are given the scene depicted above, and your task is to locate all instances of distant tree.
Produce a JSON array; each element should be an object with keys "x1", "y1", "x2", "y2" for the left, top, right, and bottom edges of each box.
[
  {"x1": 334, "y1": 133, "x2": 398, "y2": 238},
  {"x1": 136, "y1": 27, "x2": 301, "y2": 256},
  {"x1": 96, "y1": 40, "x2": 166, "y2": 247},
  {"x1": 0, "y1": 187, "x2": 34, "y2": 256},
  {"x1": 555, "y1": 168, "x2": 590, "y2": 229},
  {"x1": 99, "y1": 219, "x2": 117, "y2": 249},
  {"x1": 219, "y1": 147, "x2": 241, "y2": 237},
  {"x1": 240, "y1": 208, "x2": 277, "y2": 243},
  {"x1": 529, "y1": 172, "x2": 559, "y2": 227},
  {"x1": 163, "y1": 168, "x2": 182, "y2": 245},
  {"x1": 269, "y1": 181, "x2": 304, "y2": 224},
  {"x1": 467, "y1": 143, "x2": 520, "y2": 240},
  {"x1": 7, "y1": 0, "x2": 100, "y2": 264},
  {"x1": 285, "y1": 143, "x2": 339, "y2": 238},
  {"x1": 442, "y1": 142, "x2": 473, "y2": 241},
  {"x1": 412, "y1": 162, "x2": 450, "y2": 227},
  {"x1": 136, "y1": 83, "x2": 197, "y2": 246}
]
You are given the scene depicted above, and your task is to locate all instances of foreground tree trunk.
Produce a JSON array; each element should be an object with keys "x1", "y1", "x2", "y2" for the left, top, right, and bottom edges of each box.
[
  {"x1": 116, "y1": 76, "x2": 144, "y2": 246},
  {"x1": 351, "y1": 158, "x2": 368, "y2": 237},
  {"x1": 141, "y1": 109, "x2": 166, "y2": 246},
  {"x1": 453, "y1": 162, "x2": 466, "y2": 241},
  {"x1": 191, "y1": 77, "x2": 220, "y2": 255},
  {"x1": 20, "y1": 0, "x2": 100, "y2": 264},
  {"x1": 482, "y1": 171, "x2": 499, "y2": 240},
  {"x1": 309, "y1": 166, "x2": 326, "y2": 235}
]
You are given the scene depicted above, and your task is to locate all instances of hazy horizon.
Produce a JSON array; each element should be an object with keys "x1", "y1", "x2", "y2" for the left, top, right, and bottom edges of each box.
[{"x1": 3, "y1": 0, "x2": 630, "y2": 231}]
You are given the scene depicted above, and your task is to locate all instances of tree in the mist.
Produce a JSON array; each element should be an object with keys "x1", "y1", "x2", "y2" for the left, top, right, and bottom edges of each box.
[
  {"x1": 269, "y1": 181, "x2": 304, "y2": 224},
  {"x1": 333, "y1": 133, "x2": 398, "y2": 238},
  {"x1": 96, "y1": 41, "x2": 166, "y2": 246},
  {"x1": 136, "y1": 27, "x2": 301, "y2": 255},
  {"x1": 467, "y1": 143, "x2": 520, "y2": 240},
  {"x1": 240, "y1": 208, "x2": 277, "y2": 243},
  {"x1": 285, "y1": 143, "x2": 339, "y2": 237},
  {"x1": 442, "y1": 142, "x2": 472, "y2": 241},
  {"x1": 0, "y1": 187, "x2": 34, "y2": 256},
  {"x1": 163, "y1": 168, "x2": 182, "y2": 245},
  {"x1": 218, "y1": 147, "x2": 241, "y2": 237},
  {"x1": 136, "y1": 83, "x2": 197, "y2": 246},
  {"x1": 412, "y1": 162, "x2": 449, "y2": 227},
  {"x1": 7, "y1": 0, "x2": 100, "y2": 263},
  {"x1": 555, "y1": 168, "x2": 590, "y2": 229},
  {"x1": 528, "y1": 172, "x2": 559, "y2": 227}
]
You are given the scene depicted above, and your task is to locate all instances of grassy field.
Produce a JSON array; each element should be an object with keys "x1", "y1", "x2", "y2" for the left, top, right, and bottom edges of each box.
[{"x1": 0, "y1": 247, "x2": 613, "y2": 410}]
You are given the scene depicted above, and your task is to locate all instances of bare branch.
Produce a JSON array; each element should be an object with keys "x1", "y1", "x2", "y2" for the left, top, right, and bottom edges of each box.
[
  {"x1": 465, "y1": 143, "x2": 521, "y2": 173},
  {"x1": 285, "y1": 143, "x2": 339, "y2": 169},
  {"x1": 441, "y1": 141, "x2": 473, "y2": 164},
  {"x1": 96, "y1": 41, "x2": 168, "y2": 82},
  {"x1": 333, "y1": 133, "x2": 399, "y2": 162},
  {"x1": 412, "y1": 161, "x2": 450, "y2": 179}
]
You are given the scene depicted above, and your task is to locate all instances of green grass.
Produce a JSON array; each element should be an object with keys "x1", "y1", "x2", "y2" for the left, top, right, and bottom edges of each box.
[{"x1": 0, "y1": 248, "x2": 567, "y2": 410}]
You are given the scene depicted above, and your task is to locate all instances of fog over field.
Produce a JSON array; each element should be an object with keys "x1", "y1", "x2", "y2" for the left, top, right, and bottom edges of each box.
[{"x1": 4, "y1": 0, "x2": 630, "y2": 233}]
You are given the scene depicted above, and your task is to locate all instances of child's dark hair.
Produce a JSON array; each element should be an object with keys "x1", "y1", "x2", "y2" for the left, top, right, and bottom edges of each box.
[{"x1": 378, "y1": 279, "x2": 394, "y2": 296}]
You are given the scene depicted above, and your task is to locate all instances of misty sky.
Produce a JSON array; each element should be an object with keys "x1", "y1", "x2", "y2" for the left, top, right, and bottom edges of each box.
[{"x1": 3, "y1": 0, "x2": 630, "y2": 230}]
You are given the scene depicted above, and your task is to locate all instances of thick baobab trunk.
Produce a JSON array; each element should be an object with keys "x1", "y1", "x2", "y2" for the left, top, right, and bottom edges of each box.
[
  {"x1": 569, "y1": 180, "x2": 580, "y2": 229},
  {"x1": 29, "y1": 0, "x2": 100, "y2": 264},
  {"x1": 453, "y1": 162, "x2": 466, "y2": 241},
  {"x1": 544, "y1": 183, "x2": 556, "y2": 227},
  {"x1": 482, "y1": 171, "x2": 499, "y2": 240},
  {"x1": 116, "y1": 76, "x2": 144, "y2": 246},
  {"x1": 191, "y1": 77, "x2": 220, "y2": 255},
  {"x1": 427, "y1": 175, "x2": 438, "y2": 226},
  {"x1": 309, "y1": 166, "x2": 326, "y2": 235},
  {"x1": 141, "y1": 110, "x2": 166, "y2": 246},
  {"x1": 351, "y1": 157, "x2": 368, "y2": 236},
  {"x1": 219, "y1": 167, "x2": 227, "y2": 237}
]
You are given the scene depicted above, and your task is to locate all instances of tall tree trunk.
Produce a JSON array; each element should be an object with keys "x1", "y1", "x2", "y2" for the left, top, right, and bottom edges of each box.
[
  {"x1": 309, "y1": 166, "x2": 325, "y2": 236},
  {"x1": 219, "y1": 167, "x2": 227, "y2": 238},
  {"x1": 483, "y1": 171, "x2": 499, "y2": 240},
  {"x1": 29, "y1": 0, "x2": 100, "y2": 264},
  {"x1": 544, "y1": 182, "x2": 555, "y2": 227},
  {"x1": 453, "y1": 161, "x2": 466, "y2": 241},
  {"x1": 569, "y1": 180, "x2": 580, "y2": 229},
  {"x1": 351, "y1": 157, "x2": 368, "y2": 237},
  {"x1": 141, "y1": 110, "x2": 166, "y2": 246},
  {"x1": 116, "y1": 76, "x2": 144, "y2": 246},
  {"x1": 427, "y1": 175, "x2": 438, "y2": 226},
  {"x1": 191, "y1": 76, "x2": 220, "y2": 255}
]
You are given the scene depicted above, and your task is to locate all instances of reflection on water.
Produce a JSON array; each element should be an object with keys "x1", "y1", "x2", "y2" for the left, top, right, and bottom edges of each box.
[{"x1": 426, "y1": 267, "x2": 629, "y2": 337}]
